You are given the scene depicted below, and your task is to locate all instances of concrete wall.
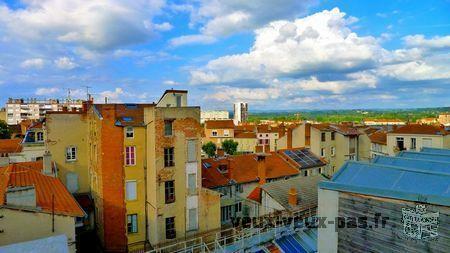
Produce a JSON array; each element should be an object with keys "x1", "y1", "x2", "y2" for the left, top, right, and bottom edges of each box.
[
  {"x1": 292, "y1": 123, "x2": 306, "y2": 148},
  {"x1": 0, "y1": 208, "x2": 76, "y2": 253},
  {"x1": 357, "y1": 133, "x2": 371, "y2": 161},
  {"x1": 46, "y1": 113, "x2": 90, "y2": 193},
  {"x1": 386, "y1": 134, "x2": 446, "y2": 156},
  {"x1": 235, "y1": 138, "x2": 257, "y2": 153},
  {"x1": 317, "y1": 188, "x2": 339, "y2": 253}
]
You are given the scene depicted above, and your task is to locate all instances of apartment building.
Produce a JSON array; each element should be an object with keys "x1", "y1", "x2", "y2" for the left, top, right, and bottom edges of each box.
[
  {"x1": 8, "y1": 122, "x2": 46, "y2": 162},
  {"x1": 203, "y1": 119, "x2": 235, "y2": 147},
  {"x1": 362, "y1": 118, "x2": 405, "y2": 126},
  {"x1": 233, "y1": 102, "x2": 248, "y2": 125},
  {"x1": 368, "y1": 130, "x2": 388, "y2": 158},
  {"x1": 200, "y1": 110, "x2": 229, "y2": 124},
  {"x1": 89, "y1": 90, "x2": 221, "y2": 252},
  {"x1": 0, "y1": 108, "x2": 6, "y2": 122},
  {"x1": 309, "y1": 124, "x2": 360, "y2": 176},
  {"x1": 438, "y1": 113, "x2": 450, "y2": 126},
  {"x1": 0, "y1": 161, "x2": 84, "y2": 253},
  {"x1": 318, "y1": 149, "x2": 450, "y2": 253},
  {"x1": 6, "y1": 98, "x2": 83, "y2": 125},
  {"x1": 386, "y1": 124, "x2": 450, "y2": 156},
  {"x1": 202, "y1": 148, "x2": 326, "y2": 225},
  {"x1": 256, "y1": 125, "x2": 282, "y2": 152}
]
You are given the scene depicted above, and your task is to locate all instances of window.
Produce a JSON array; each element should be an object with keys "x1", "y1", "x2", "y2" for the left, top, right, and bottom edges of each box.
[
  {"x1": 188, "y1": 173, "x2": 196, "y2": 195},
  {"x1": 235, "y1": 184, "x2": 243, "y2": 193},
  {"x1": 396, "y1": 137, "x2": 405, "y2": 150},
  {"x1": 422, "y1": 138, "x2": 432, "y2": 148},
  {"x1": 331, "y1": 132, "x2": 335, "y2": 140},
  {"x1": 36, "y1": 132, "x2": 44, "y2": 142},
  {"x1": 331, "y1": 147, "x2": 336, "y2": 157},
  {"x1": 127, "y1": 214, "x2": 138, "y2": 233},
  {"x1": 212, "y1": 130, "x2": 218, "y2": 137},
  {"x1": 303, "y1": 170, "x2": 308, "y2": 177},
  {"x1": 319, "y1": 167, "x2": 322, "y2": 174},
  {"x1": 187, "y1": 140, "x2": 197, "y2": 162},
  {"x1": 411, "y1": 138, "x2": 416, "y2": 150},
  {"x1": 321, "y1": 133, "x2": 326, "y2": 142},
  {"x1": 164, "y1": 120, "x2": 173, "y2": 136},
  {"x1": 221, "y1": 205, "x2": 232, "y2": 223},
  {"x1": 176, "y1": 95, "x2": 182, "y2": 107},
  {"x1": 125, "y1": 146, "x2": 136, "y2": 166},
  {"x1": 235, "y1": 202, "x2": 242, "y2": 213},
  {"x1": 188, "y1": 208, "x2": 198, "y2": 231},
  {"x1": 66, "y1": 146, "x2": 77, "y2": 161},
  {"x1": 165, "y1": 181, "x2": 175, "y2": 203},
  {"x1": 321, "y1": 148, "x2": 325, "y2": 157},
  {"x1": 164, "y1": 147, "x2": 174, "y2": 167},
  {"x1": 126, "y1": 127, "x2": 134, "y2": 138},
  {"x1": 224, "y1": 129, "x2": 230, "y2": 137},
  {"x1": 126, "y1": 181, "x2": 137, "y2": 201},
  {"x1": 166, "y1": 217, "x2": 176, "y2": 239}
]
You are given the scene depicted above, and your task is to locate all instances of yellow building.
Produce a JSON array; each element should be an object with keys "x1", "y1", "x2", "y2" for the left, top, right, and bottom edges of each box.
[
  {"x1": 234, "y1": 132, "x2": 257, "y2": 153},
  {"x1": 46, "y1": 110, "x2": 90, "y2": 194},
  {"x1": 88, "y1": 90, "x2": 221, "y2": 252}
]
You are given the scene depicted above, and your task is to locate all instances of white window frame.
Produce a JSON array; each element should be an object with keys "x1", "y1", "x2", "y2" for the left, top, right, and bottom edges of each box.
[
  {"x1": 321, "y1": 148, "x2": 325, "y2": 157},
  {"x1": 125, "y1": 127, "x2": 134, "y2": 138},
  {"x1": 331, "y1": 147, "x2": 335, "y2": 157},
  {"x1": 126, "y1": 180, "x2": 137, "y2": 201},
  {"x1": 223, "y1": 129, "x2": 230, "y2": 137},
  {"x1": 66, "y1": 146, "x2": 77, "y2": 161},
  {"x1": 212, "y1": 130, "x2": 218, "y2": 137},
  {"x1": 125, "y1": 146, "x2": 136, "y2": 166},
  {"x1": 36, "y1": 132, "x2": 44, "y2": 142}
]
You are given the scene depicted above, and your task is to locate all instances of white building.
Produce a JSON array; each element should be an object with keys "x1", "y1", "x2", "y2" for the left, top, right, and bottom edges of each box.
[
  {"x1": 233, "y1": 102, "x2": 248, "y2": 125},
  {"x1": 200, "y1": 110, "x2": 229, "y2": 124},
  {"x1": 6, "y1": 98, "x2": 83, "y2": 125}
]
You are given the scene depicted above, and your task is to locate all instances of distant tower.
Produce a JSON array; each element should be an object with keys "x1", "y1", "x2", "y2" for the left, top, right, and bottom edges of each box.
[{"x1": 233, "y1": 102, "x2": 248, "y2": 125}]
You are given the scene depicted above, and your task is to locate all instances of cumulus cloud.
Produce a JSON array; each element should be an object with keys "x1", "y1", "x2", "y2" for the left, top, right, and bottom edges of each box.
[
  {"x1": 96, "y1": 87, "x2": 148, "y2": 103},
  {"x1": 20, "y1": 58, "x2": 45, "y2": 69},
  {"x1": 190, "y1": 8, "x2": 382, "y2": 85},
  {"x1": 35, "y1": 87, "x2": 60, "y2": 95},
  {"x1": 404, "y1": 35, "x2": 450, "y2": 49},
  {"x1": 54, "y1": 57, "x2": 78, "y2": 70},
  {"x1": 153, "y1": 22, "x2": 174, "y2": 31},
  {"x1": 0, "y1": 0, "x2": 166, "y2": 51},
  {"x1": 163, "y1": 80, "x2": 180, "y2": 86}
]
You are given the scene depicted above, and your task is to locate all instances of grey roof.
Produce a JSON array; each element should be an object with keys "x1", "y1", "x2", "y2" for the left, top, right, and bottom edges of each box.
[
  {"x1": 421, "y1": 147, "x2": 450, "y2": 155},
  {"x1": 373, "y1": 155, "x2": 450, "y2": 174},
  {"x1": 398, "y1": 151, "x2": 450, "y2": 163},
  {"x1": 261, "y1": 174, "x2": 327, "y2": 211},
  {"x1": 320, "y1": 159, "x2": 450, "y2": 206},
  {"x1": 0, "y1": 234, "x2": 68, "y2": 253}
]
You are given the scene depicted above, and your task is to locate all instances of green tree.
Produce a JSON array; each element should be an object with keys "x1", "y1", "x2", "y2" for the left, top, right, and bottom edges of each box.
[
  {"x1": 222, "y1": 139, "x2": 238, "y2": 155},
  {"x1": 202, "y1": 141, "x2": 217, "y2": 158},
  {"x1": 0, "y1": 120, "x2": 11, "y2": 139}
]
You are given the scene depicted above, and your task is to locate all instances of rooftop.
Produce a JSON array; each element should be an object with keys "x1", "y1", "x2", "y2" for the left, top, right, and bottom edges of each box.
[
  {"x1": 320, "y1": 148, "x2": 450, "y2": 206},
  {"x1": 204, "y1": 119, "x2": 235, "y2": 129},
  {"x1": 0, "y1": 139, "x2": 22, "y2": 153},
  {"x1": 0, "y1": 163, "x2": 84, "y2": 217},
  {"x1": 368, "y1": 131, "x2": 387, "y2": 145},
  {"x1": 389, "y1": 124, "x2": 449, "y2": 135}
]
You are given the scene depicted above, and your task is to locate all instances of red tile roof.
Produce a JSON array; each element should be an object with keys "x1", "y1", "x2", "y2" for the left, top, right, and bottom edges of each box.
[
  {"x1": 202, "y1": 152, "x2": 300, "y2": 188},
  {"x1": 369, "y1": 131, "x2": 387, "y2": 145},
  {"x1": 234, "y1": 132, "x2": 256, "y2": 138},
  {"x1": 0, "y1": 139, "x2": 22, "y2": 153},
  {"x1": 205, "y1": 120, "x2": 235, "y2": 129},
  {"x1": 247, "y1": 187, "x2": 261, "y2": 203},
  {"x1": 0, "y1": 163, "x2": 84, "y2": 217},
  {"x1": 390, "y1": 124, "x2": 449, "y2": 135}
]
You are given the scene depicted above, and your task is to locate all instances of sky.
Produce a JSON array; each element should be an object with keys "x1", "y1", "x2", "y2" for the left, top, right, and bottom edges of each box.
[{"x1": 0, "y1": 0, "x2": 449, "y2": 111}]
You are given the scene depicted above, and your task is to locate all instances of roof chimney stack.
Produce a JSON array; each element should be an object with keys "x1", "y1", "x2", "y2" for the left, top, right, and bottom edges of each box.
[
  {"x1": 256, "y1": 153, "x2": 268, "y2": 185},
  {"x1": 288, "y1": 187, "x2": 298, "y2": 207},
  {"x1": 43, "y1": 151, "x2": 53, "y2": 176}
]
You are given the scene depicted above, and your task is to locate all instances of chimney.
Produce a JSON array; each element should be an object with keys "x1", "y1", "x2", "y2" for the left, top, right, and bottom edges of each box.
[
  {"x1": 256, "y1": 153, "x2": 268, "y2": 185},
  {"x1": 288, "y1": 187, "x2": 298, "y2": 207},
  {"x1": 104, "y1": 97, "x2": 108, "y2": 104},
  {"x1": 287, "y1": 128, "x2": 293, "y2": 149},
  {"x1": 217, "y1": 148, "x2": 225, "y2": 157},
  {"x1": 228, "y1": 158, "x2": 235, "y2": 181},
  {"x1": 6, "y1": 185, "x2": 36, "y2": 208},
  {"x1": 43, "y1": 151, "x2": 53, "y2": 176}
]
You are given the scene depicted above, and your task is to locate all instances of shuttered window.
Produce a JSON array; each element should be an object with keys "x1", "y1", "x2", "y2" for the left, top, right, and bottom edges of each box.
[{"x1": 187, "y1": 140, "x2": 197, "y2": 162}]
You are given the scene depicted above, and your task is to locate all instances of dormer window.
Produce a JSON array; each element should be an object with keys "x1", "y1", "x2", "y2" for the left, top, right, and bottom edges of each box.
[{"x1": 126, "y1": 127, "x2": 134, "y2": 138}]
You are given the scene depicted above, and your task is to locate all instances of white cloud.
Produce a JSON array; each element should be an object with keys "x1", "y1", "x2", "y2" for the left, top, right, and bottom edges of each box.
[
  {"x1": 96, "y1": 87, "x2": 148, "y2": 103},
  {"x1": 35, "y1": 87, "x2": 60, "y2": 95},
  {"x1": 404, "y1": 35, "x2": 450, "y2": 49},
  {"x1": 20, "y1": 58, "x2": 45, "y2": 69},
  {"x1": 153, "y1": 22, "x2": 174, "y2": 31},
  {"x1": 163, "y1": 80, "x2": 180, "y2": 86},
  {"x1": 190, "y1": 0, "x2": 317, "y2": 37},
  {"x1": 378, "y1": 59, "x2": 450, "y2": 81},
  {"x1": 190, "y1": 8, "x2": 382, "y2": 85},
  {"x1": 169, "y1": 34, "x2": 217, "y2": 47},
  {"x1": 54, "y1": 57, "x2": 78, "y2": 70},
  {"x1": 0, "y1": 0, "x2": 167, "y2": 51}
]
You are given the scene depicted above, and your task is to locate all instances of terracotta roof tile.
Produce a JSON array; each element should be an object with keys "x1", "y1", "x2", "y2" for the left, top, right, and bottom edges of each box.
[
  {"x1": 234, "y1": 132, "x2": 256, "y2": 138},
  {"x1": 369, "y1": 131, "x2": 387, "y2": 145},
  {"x1": 390, "y1": 124, "x2": 449, "y2": 135},
  {"x1": 205, "y1": 120, "x2": 235, "y2": 129},
  {"x1": 0, "y1": 139, "x2": 22, "y2": 153},
  {"x1": 247, "y1": 187, "x2": 261, "y2": 203},
  {"x1": 0, "y1": 163, "x2": 84, "y2": 217}
]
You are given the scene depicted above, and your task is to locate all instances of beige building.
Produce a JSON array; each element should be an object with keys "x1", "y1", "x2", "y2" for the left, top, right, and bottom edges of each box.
[
  {"x1": 203, "y1": 119, "x2": 235, "y2": 147},
  {"x1": 88, "y1": 90, "x2": 221, "y2": 252},
  {"x1": 0, "y1": 108, "x2": 6, "y2": 122},
  {"x1": 0, "y1": 162, "x2": 84, "y2": 253},
  {"x1": 368, "y1": 130, "x2": 388, "y2": 158},
  {"x1": 386, "y1": 124, "x2": 450, "y2": 156},
  {"x1": 200, "y1": 110, "x2": 229, "y2": 124},
  {"x1": 234, "y1": 132, "x2": 257, "y2": 153},
  {"x1": 438, "y1": 113, "x2": 450, "y2": 126}
]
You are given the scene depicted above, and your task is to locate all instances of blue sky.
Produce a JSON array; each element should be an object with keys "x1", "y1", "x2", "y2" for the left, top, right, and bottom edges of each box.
[{"x1": 0, "y1": 0, "x2": 449, "y2": 110}]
